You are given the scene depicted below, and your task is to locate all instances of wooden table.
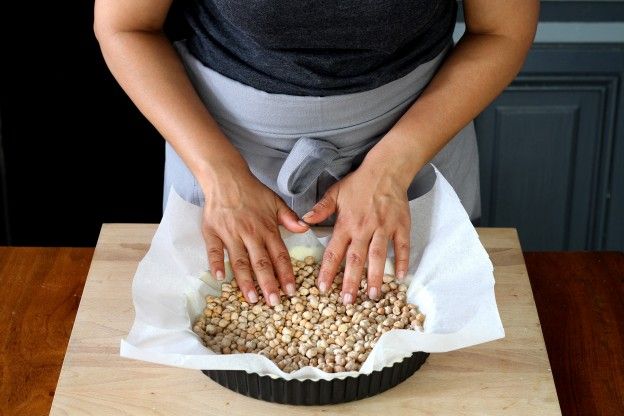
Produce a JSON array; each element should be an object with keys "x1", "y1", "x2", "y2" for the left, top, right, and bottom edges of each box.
[
  {"x1": 2, "y1": 226, "x2": 622, "y2": 415},
  {"x1": 524, "y1": 251, "x2": 624, "y2": 415},
  {"x1": 0, "y1": 247, "x2": 94, "y2": 416},
  {"x1": 49, "y1": 224, "x2": 560, "y2": 415}
]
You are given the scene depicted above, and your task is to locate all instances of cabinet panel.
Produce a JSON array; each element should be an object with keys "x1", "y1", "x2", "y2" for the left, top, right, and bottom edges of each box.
[
  {"x1": 476, "y1": 76, "x2": 618, "y2": 250},
  {"x1": 475, "y1": 44, "x2": 624, "y2": 251},
  {"x1": 605, "y1": 91, "x2": 624, "y2": 250}
]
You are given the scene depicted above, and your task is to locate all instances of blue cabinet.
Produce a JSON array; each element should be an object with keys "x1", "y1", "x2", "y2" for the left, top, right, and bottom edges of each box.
[
  {"x1": 453, "y1": 1, "x2": 624, "y2": 250},
  {"x1": 475, "y1": 44, "x2": 624, "y2": 250}
]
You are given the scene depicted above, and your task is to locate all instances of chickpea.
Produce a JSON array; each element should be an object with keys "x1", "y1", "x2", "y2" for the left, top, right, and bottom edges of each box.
[{"x1": 194, "y1": 257, "x2": 425, "y2": 373}]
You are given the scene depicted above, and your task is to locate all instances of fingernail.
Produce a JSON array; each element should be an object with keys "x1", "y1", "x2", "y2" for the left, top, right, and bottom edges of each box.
[
  {"x1": 369, "y1": 287, "x2": 379, "y2": 300},
  {"x1": 397, "y1": 270, "x2": 406, "y2": 280},
  {"x1": 297, "y1": 220, "x2": 310, "y2": 228},
  {"x1": 269, "y1": 292, "x2": 280, "y2": 307},
  {"x1": 247, "y1": 290, "x2": 258, "y2": 303},
  {"x1": 285, "y1": 283, "x2": 296, "y2": 296},
  {"x1": 302, "y1": 211, "x2": 314, "y2": 220},
  {"x1": 215, "y1": 270, "x2": 225, "y2": 281},
  {"x1": 343, "y1": 293, "x2": 353, "y2": 305},
  {"x1": 319, "y1": 281, "x2": 328, "y2": 294}
]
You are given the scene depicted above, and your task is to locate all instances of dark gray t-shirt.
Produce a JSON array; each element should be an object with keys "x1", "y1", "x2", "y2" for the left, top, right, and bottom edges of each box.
[{"x1": 182, "y1": 1, "x2": 457, "y2": 96}]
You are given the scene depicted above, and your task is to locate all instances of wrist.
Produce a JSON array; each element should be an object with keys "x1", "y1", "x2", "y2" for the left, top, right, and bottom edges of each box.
[
  {"x1": 194, "y1": 155, "x2": 253, "y2": 192},
  {"x1": 361, "y1": 134, "x2": 426, "y2": 190}
]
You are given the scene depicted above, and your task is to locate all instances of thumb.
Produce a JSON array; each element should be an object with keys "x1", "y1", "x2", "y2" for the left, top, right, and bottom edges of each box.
[
  {"x1": 276, "y1": 198, "x2": 310, "y2": 233},
  {"x1": 302, "y1": 186, "x2": 338, "y2": 224}
]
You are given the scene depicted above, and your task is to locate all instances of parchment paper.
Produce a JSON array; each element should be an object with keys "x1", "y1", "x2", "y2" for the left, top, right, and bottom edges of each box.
[{"x1": 120, "y1": 164, "x2": 504, "y2": 380}]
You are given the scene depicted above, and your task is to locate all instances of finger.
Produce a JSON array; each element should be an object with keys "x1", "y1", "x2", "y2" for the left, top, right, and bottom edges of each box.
[
  {"x1": 366, "y1": 231, "x2": 388, "y2": 300},
  {"x1": 317, "y1": 230, "x2": 349, "y2": 295},
  {"x1": 245, "y1": 239, "x2": 281, "y2": 307},
  {"x1": 393, "y1": 226, "x2": 411, "y2": 280},
  {"x1": 203, "y1": 229, "x2": 225, "y2": 281},
  {"x1": 341, "y1": 237, "x2": 370, "y2": 305},
  {"x1": 265, "y1": 231, "x2": 297, "y2": 296},
  {"x1": 302, "y1": 186, "x2": 337, "y2": 224},
  {"x1": 224, "y1": 238, "x2": 259, "y2": 304},
  {"x1": 275, "y1": 196, "x2": 309, "y2": 233}
]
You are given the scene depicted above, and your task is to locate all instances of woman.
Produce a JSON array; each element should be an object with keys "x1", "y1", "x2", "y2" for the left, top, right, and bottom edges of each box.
[{"x1": 94, "y1": 0, "x2": 538, "y2": 307}]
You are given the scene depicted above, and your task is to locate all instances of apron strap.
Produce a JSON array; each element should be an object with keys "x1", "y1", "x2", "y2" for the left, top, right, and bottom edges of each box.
[{"x1": 276, "y1": 135, "x2": 380, "y2": 198}]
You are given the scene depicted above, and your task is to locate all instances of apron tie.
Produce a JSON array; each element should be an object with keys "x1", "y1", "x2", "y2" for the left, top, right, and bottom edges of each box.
[{"x1": 276, "y1": 135, "x2": 380, "y2": 198}]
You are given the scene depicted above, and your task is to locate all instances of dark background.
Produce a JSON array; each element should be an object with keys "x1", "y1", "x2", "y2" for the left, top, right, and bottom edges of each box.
[{"x1": 0, "y1": 1, "x2": 189, "y2": 246}]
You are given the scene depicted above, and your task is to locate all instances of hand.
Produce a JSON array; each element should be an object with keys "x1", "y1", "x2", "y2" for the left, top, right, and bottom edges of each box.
[
  {"x1": 201, "y1": 168, "x2": 309, "y2": 305},
  {"x1": 302, "y1": 164, "x2": 412, "y2": 304}
]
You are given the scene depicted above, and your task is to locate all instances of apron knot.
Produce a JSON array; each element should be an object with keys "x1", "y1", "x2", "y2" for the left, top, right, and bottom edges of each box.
[{"x1": 277, "y1": 136, "x2": 374, "y2": 198}]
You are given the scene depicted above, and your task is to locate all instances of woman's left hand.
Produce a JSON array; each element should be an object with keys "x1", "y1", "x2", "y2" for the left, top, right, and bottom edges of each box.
[{"x1": 301, "y1": 162, "x2": 412, "y2": 304}]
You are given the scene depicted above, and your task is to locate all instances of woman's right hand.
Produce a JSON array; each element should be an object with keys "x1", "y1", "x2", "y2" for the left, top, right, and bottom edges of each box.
[
  {"x1": 201, "y1": 167, "x2": 309, "y2": 306},
  {"x1": 93, "y1": 0, "x2": 310, "y2": 305},
  {"x1": 93, "y1": 0, "x2": 308, "y2": 306}
]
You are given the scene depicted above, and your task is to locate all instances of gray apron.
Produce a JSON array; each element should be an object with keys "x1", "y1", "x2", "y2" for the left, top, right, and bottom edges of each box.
[{"x1": 164, "y1": 40, "x2": 481, "y2": 223}]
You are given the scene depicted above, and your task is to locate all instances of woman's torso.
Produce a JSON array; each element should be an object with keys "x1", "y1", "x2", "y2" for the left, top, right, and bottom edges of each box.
[{"x1": 181, "y1": 0, "x2": 457, "y2": 96}]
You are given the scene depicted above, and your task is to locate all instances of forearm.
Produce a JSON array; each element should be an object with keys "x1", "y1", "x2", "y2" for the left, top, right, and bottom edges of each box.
[
  {"x1": 362, "y1": 1, "x2": 538, "y2": 187},
  {"x1": 96, "y1": 29, "x2": 250, "y2": 189}
]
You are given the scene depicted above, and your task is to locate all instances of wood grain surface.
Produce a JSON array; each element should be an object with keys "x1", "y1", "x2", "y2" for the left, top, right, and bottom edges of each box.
[
  {"x1": 0, "y1": 247, "x2": 94, "y2": 416},
  {"x1": 524, "y1": 252, "x2": 624, "y2": 416},
  {"x1": 45, "y1": 224, "x2": 560, "y2": 415}
]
